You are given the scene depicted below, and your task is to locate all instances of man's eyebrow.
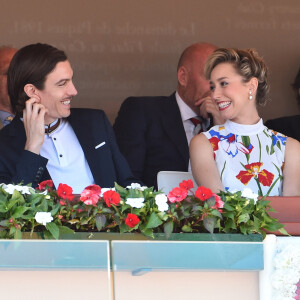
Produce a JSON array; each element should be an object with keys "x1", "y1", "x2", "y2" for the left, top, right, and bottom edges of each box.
[{"x1": 55, "y1": 78, "x2": 70, "y2": 85}]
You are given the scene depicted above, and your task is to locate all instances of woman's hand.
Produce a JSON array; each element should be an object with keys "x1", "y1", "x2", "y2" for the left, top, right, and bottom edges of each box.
[{"x1": 23, "y1": 97, "x2": 47, "y2": 154}]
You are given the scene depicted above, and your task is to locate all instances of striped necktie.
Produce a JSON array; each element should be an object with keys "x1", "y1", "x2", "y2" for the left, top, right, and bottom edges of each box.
[{"x1": 190, "y1": 117, "x2": 203, "y2": 135}]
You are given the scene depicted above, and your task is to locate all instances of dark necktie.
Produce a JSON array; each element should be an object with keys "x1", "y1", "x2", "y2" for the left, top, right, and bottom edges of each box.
[
  {"x1": 45, "y1": 119, "x2": 61, "y2": 135},
  {"x1": 190, "y1": 117, "x2": 203, "y2": 135}
]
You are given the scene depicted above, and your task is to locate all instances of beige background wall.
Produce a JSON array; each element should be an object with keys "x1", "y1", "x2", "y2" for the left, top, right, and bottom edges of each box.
[{"x1": 1, "y1": 0, "x2": 299, "y2": 123}]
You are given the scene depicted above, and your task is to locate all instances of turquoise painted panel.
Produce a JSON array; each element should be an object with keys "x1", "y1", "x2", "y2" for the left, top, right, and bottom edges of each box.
[
  {"x1": 0, "y1": 240, "x2": 109, "y2": 269},
  {"x1": 112, "y1": 241, "x2": 263, "y2": 272}
]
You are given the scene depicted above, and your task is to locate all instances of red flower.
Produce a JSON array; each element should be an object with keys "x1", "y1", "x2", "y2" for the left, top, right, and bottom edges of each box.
[
  {"x1": 236, "y1": 162, "x2": 274, "y2": 187},
  {"x1": 195, "y1": 186, "x2": 213, "y2": 201},
  {"x1": 168, "y1": 187, "x2": 188, "y2": 203},
  {"x1": 179, "y1": 179, "x2": 194, "y2": 191},
  {"x1": 57, "y1": 183, "x2": 74, "y2": 201},
  {"x1": 103, "y1": 190, "x2": 120, "y2": 207},
  {"x1": 37, "y1": 180, "x2": 53, "y2": 191},
  {"x1": 125, "y1": 213, "x2": 140, "y2": 228},
  {"x1": 209, "y1": 136, "x2": 219, "y2": 151}
]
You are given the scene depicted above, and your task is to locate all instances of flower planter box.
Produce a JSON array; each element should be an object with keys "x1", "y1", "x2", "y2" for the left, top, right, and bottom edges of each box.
[
  {"x1": 266, "y1": 196, "x2": 300, "y2": 235},
  {"x1": 21, "y1": 231, "x2": 263, "y2": 242}
]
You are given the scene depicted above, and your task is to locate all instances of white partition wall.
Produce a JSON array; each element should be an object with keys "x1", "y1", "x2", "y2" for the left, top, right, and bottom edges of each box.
[
  {"x1": 0, "y1": 240, "x2": 111, "y2": 300},
  {"x1": 112, "y1": 240, "x2": 263, "y2": 300}
]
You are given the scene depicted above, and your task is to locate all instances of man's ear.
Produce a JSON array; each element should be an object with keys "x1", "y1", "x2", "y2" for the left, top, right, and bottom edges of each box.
[
  {"x1": 24, "y1": 84, "x2": 41, "y2": 101},
  {"x1": 177, "y1": 66, "x2": 188, "y2": 87}
]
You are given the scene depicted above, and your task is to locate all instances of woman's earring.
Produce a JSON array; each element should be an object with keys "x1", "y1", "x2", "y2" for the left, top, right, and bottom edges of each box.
[{"x1": 249, "y1": 90, "x2": 253, "y2": 100}]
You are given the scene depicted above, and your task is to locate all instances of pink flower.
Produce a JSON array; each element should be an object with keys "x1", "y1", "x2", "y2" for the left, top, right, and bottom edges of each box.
[
  {"x1": 168, "y1": 187, "x2": 188, "y2": 203},
  {"x1": 80, "y1": 184, "x2": 101, "y2": 206},
  {"x1": 195, "y1": 186, "x2": 213, "y2": 201},
  {"x1": 57, "y1": 183, "x2": 74, "y2": 201},
  {"x1": 212, "y1": 194, "x2": 224, "y2": 211},
  {"x1": 125, "y1": 213, "x2": 140, "y2": 228},
  {"x1": 80, "y1": 193, "x2": 100, "y2": 206},
  {"x1": 103, "y1": 190, "x2": 120, "y2": 207},
  {"x1": 179, "y1": 179, "x2": 194, "y2": 191},
  {"x1": 82, "y1": 184, "x2": 101, "y2": 195}
]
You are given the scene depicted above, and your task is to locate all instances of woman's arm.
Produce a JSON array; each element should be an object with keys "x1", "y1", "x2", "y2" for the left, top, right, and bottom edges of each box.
[
  {"x1": 190, "y1": 133, "x2": 224, "y2": 193},
  {"x1": 282, "y1": 137, "x2": 300, "y2": 196}
]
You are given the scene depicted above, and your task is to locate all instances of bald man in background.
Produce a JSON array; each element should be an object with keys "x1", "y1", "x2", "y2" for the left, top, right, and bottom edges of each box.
[
  {"x1": 114, "y1": 42, "x2": 225, "y2": 188},
  {"x1": 0, "y1": 46, "x2": 17, "y2": 129}
]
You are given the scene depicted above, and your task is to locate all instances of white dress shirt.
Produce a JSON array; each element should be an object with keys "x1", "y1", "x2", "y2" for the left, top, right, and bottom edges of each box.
[
  {"x1": 175, "y1": 92, "x2": 210, "y2": 171},
  {"x1": 40, "y1": 119, "x2": 95, "y2": 193}
]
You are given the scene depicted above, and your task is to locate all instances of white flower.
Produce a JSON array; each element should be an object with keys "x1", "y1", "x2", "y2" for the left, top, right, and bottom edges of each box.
[
  {"x1": 126, "y1": 183, "x2": 147, "y2": 191},
  {"x1": 241, "y1": 188, "x2": 258, "y2": 203},
  {"x1": 35, "y1": 212, "x2": 53, "y2": 226},
  {"x1": 100, "y1": 188, "x2": 115, "y2": 197},
  {"x1": 272, "y1": 245, "x2": 300, "y2": 299},
  {"x1": 155, "y1": 194, "x2": 169, "y2": 212},
  {"x1": 1, "y1": 183, "x2": 34, "y2": 195},
  {"x1": 126, "y1": 197, "x2": 145, "y2": 208}
]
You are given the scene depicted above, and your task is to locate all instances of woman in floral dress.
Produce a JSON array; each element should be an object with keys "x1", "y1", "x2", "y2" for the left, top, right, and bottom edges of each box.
[{"x1": 190, "y1": 48, "x2": 300, "y2": 196}]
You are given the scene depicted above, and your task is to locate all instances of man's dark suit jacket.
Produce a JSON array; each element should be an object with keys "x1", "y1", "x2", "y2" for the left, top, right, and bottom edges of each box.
[
  {"x1": 265, "y1": 115, "x2": 300, "y2": 142},
  {"x1": 113, "y1": 93, "x2": 191, "y2": 189},
  {"x1": 0, "y1": 108, "x2": 137, "y2": 189}
]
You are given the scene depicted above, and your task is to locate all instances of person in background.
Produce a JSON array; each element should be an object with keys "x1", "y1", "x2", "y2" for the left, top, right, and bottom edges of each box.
[
  {"x1": 113, "y1": 42, "x2": 225, "y2": 189},
  {"x1": 190, "y1": 48, "x2": 300, "y2": 196},
  {"x1": 265, "y1": 67, "x2": 300, "y2": 141},
  {"x1": 0, "y1": 46, "x2": 17, "y2": 129},
  {"x1": 0, "y1": 43, "x2": 138, "y2": 192}
]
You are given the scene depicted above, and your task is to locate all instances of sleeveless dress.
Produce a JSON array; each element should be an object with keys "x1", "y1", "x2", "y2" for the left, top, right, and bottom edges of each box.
[{"x1": 202, "y1": 119, "x2": 286, "y2": 196}]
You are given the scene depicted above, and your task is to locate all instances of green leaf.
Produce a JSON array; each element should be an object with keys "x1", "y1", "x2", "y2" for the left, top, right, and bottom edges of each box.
[
  {"x1": 223, "y1": 203, "x2": 235, "y2": 211},
  {"x1": 58, "y1": 225, "x2": 75, "y2": 235},
  {"x1": 146, "y1": 212, "x2": 163, "y2": 229},
  {"x1": 12, "y1": 206, "x2": 30, "y2": 218},
  {"x1": 141, "y1": 228, "x2": 154, "y2": 238},
  {"x1": 163, "y1": 221, "x2": 174, "y2": 238},
  {"x1": 14, "y1": 228, "x2": 22, "y2": 239},
  {"x1": 237, "y1": 213, "x2": 250, "y2": 224},
  {"x1": 46, "y1": 222, "x2": 59, "y2": 240},
  {"x1": 114, "y1": 183, "x2": 127, "y2": 197},
  {"x1": 0, "y1": 220, "x2": 9, "y2": 226},
  {"x1": 278, "y1": 228, "x2": 289, "y2": 236},
  {"x1": 182, "y1": 225, "x2": 193, "y2": 232},
  {"x1": 203, "y1": 217, "x2": 216, "y2": 234},
  {"x1": 95, "y1": 214, "x2": 106, "y2": 231}
]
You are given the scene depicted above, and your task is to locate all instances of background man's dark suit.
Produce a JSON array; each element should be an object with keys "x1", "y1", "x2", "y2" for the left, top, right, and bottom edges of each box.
[
  {"x1": 265, "y1": 115, "x2": 300, "y2": 142},
  {"x1": 0, "y1": 108, "x2": 137, "y2": 188},
  {"x1": 113, "y1": 93, "x2": 191, "y2": 189}
]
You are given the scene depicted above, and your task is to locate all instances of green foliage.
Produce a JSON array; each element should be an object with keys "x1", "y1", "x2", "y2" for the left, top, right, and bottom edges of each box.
[
  {"x1": 218, "y1": 190, "x2": 285, "y2": 238},
  {"x1": 0, "y1": 182, "x2": 287, "y2": 240}
]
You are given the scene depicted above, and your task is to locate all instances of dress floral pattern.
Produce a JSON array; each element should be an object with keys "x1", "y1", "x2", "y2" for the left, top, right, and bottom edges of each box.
[{"x1": 203, "y1": 119, "x2": 286, "y2": 196}]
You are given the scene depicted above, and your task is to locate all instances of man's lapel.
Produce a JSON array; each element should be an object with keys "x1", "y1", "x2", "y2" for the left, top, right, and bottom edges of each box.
[
  {"x1": 67, "y1": 110, "x2": 102, "y2": 182},
  {"x1": 161, "y1": 94, "x2": 189, "y2": 166}
]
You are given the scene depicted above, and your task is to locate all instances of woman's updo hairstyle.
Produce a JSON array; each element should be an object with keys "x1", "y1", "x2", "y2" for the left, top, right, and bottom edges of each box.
[{"x1": 204, "y1": 48, "x2": 269, "y2": 106}]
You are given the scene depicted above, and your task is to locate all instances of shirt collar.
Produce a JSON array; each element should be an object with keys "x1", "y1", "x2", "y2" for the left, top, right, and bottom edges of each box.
[{"x1": 175, "y1": 91, "x2": 198, "y2": 122}]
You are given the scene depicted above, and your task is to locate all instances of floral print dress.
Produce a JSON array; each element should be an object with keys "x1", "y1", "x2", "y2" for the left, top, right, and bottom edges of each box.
[{"x1": 202, "y1": 119, "x2": 286, "y2": 196}]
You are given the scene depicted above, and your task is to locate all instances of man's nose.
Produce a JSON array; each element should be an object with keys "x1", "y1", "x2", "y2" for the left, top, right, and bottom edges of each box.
[{"x1": 69, "y1": 82, "x2": 78, "y2": 96}]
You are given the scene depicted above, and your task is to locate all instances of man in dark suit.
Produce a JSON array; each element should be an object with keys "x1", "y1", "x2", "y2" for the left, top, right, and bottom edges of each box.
[
  {"x1": 265, "y1": 67, "x2": 300, "y2": 141},
  {"x1": 113, "y1": 43, "x2": 225, "y2": 189},
  {"x1": 0, "y1": 43, "x2": 136, "y2": 192}
]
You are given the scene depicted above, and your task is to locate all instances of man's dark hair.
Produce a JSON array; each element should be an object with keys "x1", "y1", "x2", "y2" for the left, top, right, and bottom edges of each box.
[
  {"x1": 292, "y1": 67, "x2": 300, "y2": 104},
  {"x1": 7, "y1": 43, "x2": 67, "y2": 115}
]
